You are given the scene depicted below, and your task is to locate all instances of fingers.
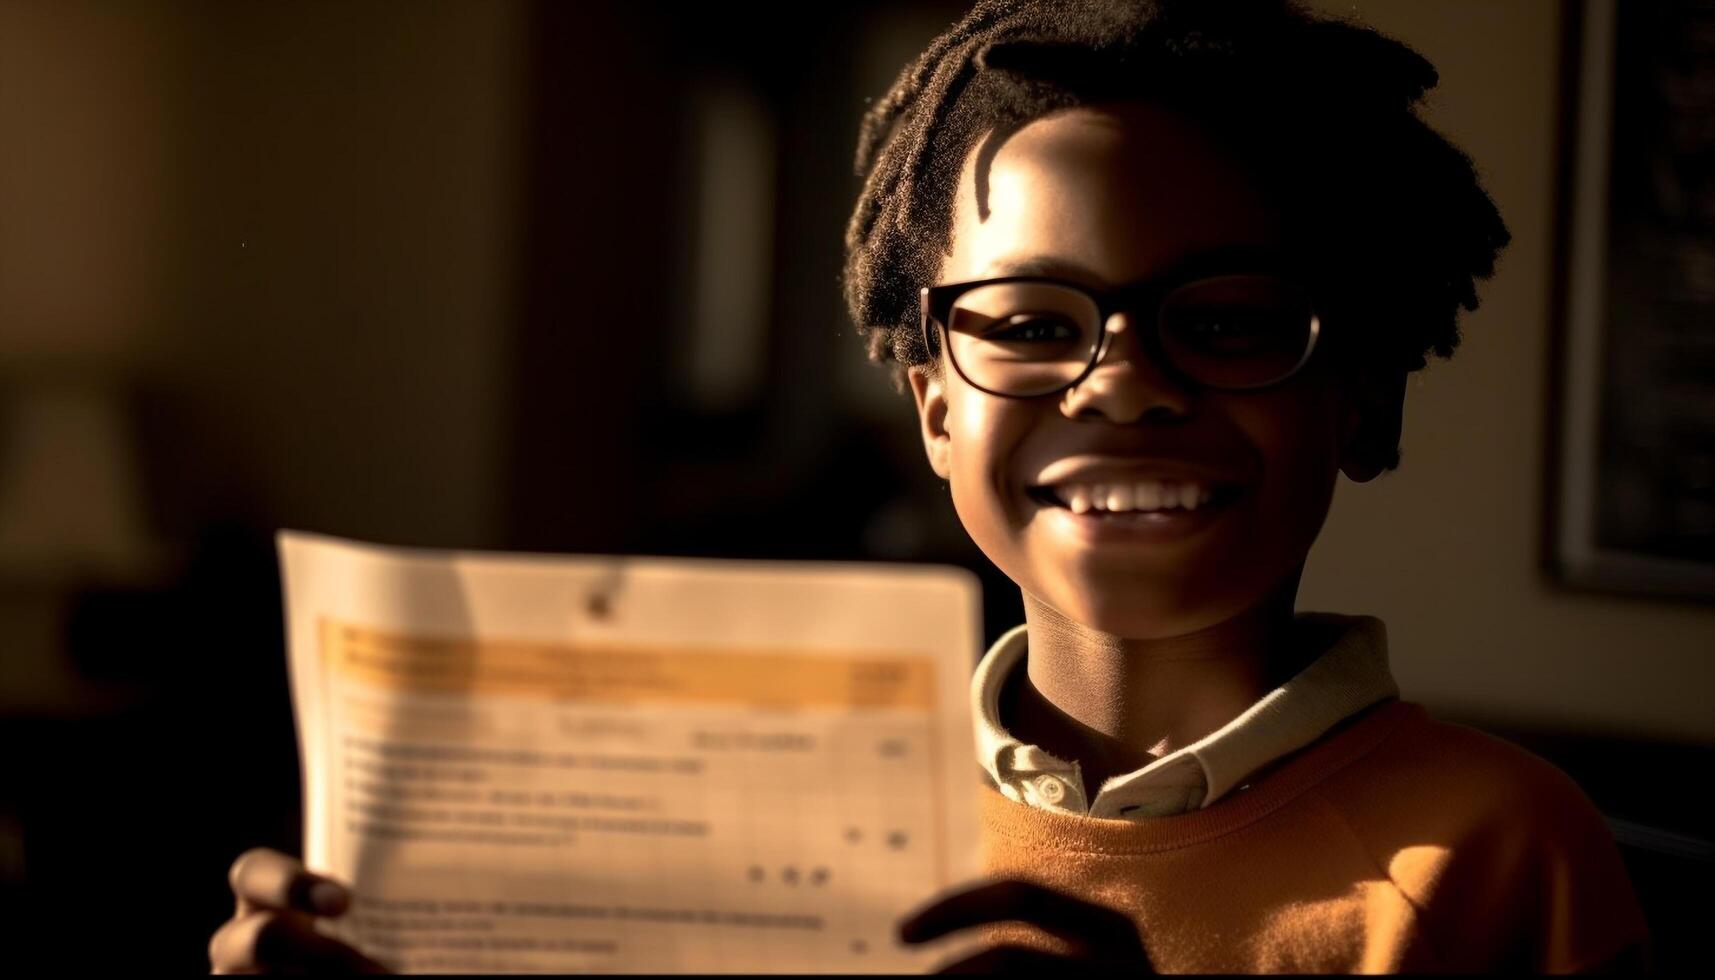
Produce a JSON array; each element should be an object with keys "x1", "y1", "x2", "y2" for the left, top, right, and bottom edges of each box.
[
  {"x1": 209, "y1": 910, "x2": 388, "y2": 974},
  {"x1": 215, "y1": 850, "x2": 380, "y2": 974},
  {"x1": 931, "y1": 943, "x2": 1081, "y2": 974},
  {"x1": 229, "y1": 848, "x2": 350, "y2": 918},
  {"x1": 899, "y1": 878, "x2": 1148, "y2": 967}
]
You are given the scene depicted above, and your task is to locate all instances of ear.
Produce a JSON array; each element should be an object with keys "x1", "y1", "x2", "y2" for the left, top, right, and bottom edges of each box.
[
  {"x1": 906, "y1": 366, "x2": 952, "y2": 480},
  {"x1": 1339, "y1": 367, "x2": 1406, "y2": 483}
]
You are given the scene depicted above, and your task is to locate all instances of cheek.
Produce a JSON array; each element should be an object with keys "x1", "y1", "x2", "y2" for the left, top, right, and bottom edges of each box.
[
  {"x1": 941, "y1": 391, "x2": 1035, "y2": 568},
  {"x1": 1233, "y1": 392, "x2": 1345, "y2": 540}
]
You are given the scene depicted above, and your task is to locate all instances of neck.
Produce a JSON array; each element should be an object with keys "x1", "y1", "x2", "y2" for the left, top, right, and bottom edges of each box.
[{"x1": 1003, "y1": 577, "x2": 1315, "y2": 798}]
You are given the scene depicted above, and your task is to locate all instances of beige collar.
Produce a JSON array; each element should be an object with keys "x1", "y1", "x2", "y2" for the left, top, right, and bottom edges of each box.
[{"x1": 972, "y1": 614, "x2": 1400, "y2": 820}]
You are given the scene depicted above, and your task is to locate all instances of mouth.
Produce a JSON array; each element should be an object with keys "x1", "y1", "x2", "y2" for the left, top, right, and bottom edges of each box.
[
  {"x1": 1024, "y1": 478, "x2": 1246, "y2": 538},
  {"x1": 1027, "y1": 478, "x2": 1242, "y2": 514}
]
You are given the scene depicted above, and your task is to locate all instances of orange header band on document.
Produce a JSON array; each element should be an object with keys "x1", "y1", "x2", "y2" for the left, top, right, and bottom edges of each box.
[{"x1": 321, "y1": 619, "x2": 935, "y2": 710}]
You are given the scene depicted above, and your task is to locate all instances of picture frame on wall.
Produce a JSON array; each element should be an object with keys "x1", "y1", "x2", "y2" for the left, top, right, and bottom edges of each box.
[{"x1": 1553, "y1": 0, "x2": 1715, "y2": 598}]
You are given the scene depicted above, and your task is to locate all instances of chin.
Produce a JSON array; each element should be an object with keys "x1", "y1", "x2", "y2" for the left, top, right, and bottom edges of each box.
[{"x1": 1035, "y1": 576, "x2": 1257, "y2": 641}]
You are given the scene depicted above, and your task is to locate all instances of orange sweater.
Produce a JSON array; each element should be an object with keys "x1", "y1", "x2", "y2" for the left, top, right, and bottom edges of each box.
[{"x1": 977, "y1": 700, "x2": 1650, "y2": 973}]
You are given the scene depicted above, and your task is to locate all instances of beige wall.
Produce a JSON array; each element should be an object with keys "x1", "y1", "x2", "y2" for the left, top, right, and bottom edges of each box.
[{"x1": 1298, "y1": 0, "x2": 1715, "y2": 742}]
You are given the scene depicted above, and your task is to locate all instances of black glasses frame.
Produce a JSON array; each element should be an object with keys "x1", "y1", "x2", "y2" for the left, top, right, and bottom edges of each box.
[{"x1": 919, "y1": 272, "x2": 1323, "y2": 399}]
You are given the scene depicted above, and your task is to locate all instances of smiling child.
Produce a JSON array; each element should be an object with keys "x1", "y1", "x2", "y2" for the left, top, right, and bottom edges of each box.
[
  {"x1": 846, "y1": 0, "x2": 1652, "y2": 972},
  {"x1": 206, "y1": 1, "x2": 1652, "y2": 973}
]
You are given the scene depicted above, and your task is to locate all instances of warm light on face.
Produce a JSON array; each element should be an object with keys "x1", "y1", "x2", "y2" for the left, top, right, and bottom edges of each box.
[{"x1": 910, "y1": 103, "x2": 1354, "y2": 640}]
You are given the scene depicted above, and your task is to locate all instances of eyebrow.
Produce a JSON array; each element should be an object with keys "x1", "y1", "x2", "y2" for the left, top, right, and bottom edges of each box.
[
  {"x1": 980, "y1": 244, "x2": 1292, "y2": 285},
  {"x1": 980, "y1": 256, "x2": 1108, "y2": 282}
]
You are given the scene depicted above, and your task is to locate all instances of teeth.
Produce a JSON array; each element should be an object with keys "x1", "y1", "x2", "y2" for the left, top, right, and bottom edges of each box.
[
  {"x1": 1051, "y1": 480, "x2": 1218, "y2": 514},
  {"x1": 1105, "y1": 483, "x2": 1133, "y2": 512},
  {"x1": 1135, "y1": 481, "x2": 1162, "y2": 510},
  {"x1": 1067, "y1": 486, "x2": 1092, "y2": 514}
]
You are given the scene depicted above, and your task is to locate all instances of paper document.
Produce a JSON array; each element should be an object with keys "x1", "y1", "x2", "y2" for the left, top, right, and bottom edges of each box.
[{"x1": 279, "y1": 531, "x2": 985, "y2": 973}]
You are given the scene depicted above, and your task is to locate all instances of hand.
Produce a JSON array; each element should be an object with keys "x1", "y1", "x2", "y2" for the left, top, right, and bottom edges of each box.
[
  {"x1": 898, "y1": 878, "x2": 1154, "y2": 973},
  {"x1": 208, "y1": 847, "x2": 388, "y2": 974}
]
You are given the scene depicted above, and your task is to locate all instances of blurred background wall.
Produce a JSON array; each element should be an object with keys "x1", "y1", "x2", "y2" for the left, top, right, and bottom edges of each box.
[
  {"x1": 0, "y1": 0, "x2": 1708, "y2": 971},
  {"x1": 1298, "y1": 0, "x2": 1715, "y2": 745}
]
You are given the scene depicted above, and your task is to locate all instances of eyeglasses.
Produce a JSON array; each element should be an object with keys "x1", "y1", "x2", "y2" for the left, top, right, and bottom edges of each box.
[{"x1": 919, "y1": 272, "x2": 1322, "y2": 398}]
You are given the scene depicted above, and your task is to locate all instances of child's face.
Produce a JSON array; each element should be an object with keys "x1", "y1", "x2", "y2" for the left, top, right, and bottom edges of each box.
[{"x1": 909, "y1": 102, "x2": 1372, "y2": 639}]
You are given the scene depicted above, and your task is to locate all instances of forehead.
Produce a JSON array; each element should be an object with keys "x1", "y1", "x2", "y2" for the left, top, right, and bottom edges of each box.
[{"x1": 942, "y1": 102, "x2": 1282, "y2": 284}]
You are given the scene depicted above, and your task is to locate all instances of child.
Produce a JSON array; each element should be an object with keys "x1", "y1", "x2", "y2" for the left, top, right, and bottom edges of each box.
[
  {"x1": 209, "y1": 0, "x2": 1650, "y2": 973},
  {"x1": 849, "y1": 0, "x2": 1650, "y2": 972}
]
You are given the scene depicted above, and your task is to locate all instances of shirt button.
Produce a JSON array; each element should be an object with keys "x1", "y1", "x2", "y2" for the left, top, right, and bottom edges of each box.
[{"x1": 1034, "y1": 775, "x2": 1066, "y2": 805}]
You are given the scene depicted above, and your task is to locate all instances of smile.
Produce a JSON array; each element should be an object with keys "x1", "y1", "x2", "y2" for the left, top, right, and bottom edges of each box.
[
  {"x1": 1025, "y1": 478, "x2": 1246, "y2": 543},
  {"x1": 1027, "y1": 480, "x2": 1237, "y2": 514}
]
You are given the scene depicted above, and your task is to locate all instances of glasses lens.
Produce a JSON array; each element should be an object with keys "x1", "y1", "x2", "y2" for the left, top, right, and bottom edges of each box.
[
  {"x1": 945, "y1": 282, "x2": 1102, "y2": 396},
  {"x1": 1158, "y1": 276, "x2": 1316, "y2": 388}
]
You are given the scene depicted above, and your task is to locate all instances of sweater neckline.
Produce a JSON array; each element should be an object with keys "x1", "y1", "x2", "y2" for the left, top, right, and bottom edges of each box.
[{"x1": 979, "y1": 699, "x2": 1420, "y2": 855}]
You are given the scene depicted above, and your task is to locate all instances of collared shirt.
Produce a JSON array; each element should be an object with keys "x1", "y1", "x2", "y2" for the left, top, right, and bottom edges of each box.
[{"x1": 972, "y1": 613, "x2": 1399, "y2": 820}]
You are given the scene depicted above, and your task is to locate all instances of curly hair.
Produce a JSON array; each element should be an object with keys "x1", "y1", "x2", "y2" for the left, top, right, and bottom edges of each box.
[{"x1": 842, "y1": 0, "x2": 1511, "y2": 396}]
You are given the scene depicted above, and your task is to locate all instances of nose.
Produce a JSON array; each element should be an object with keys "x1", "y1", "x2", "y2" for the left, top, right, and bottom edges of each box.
[{"x1": 1059, "y1": 312, "x2": 1193, "y2": 423}]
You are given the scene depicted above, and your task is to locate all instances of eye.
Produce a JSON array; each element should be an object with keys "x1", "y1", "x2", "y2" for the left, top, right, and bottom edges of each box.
[
  {"x1": 1166, "y1": 307, "x2": 1293, "y2": 351},
  {"x1": 983, "y1": 314, "x2": 1081, "y2": 343}
]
